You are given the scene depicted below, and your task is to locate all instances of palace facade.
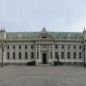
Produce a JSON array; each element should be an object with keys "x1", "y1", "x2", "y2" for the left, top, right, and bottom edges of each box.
[{"x1": 0, "y1": 27, "x2": 86, "y2": 65}]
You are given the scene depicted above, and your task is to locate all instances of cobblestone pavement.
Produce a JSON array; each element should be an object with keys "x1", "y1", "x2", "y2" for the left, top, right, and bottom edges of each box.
[{"x1": 0, "y1": 65, "x2": 86, "y2": 86}]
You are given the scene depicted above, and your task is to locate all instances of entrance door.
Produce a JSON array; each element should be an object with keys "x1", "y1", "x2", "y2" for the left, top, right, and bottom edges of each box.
[{"x1": 42, "y1": 53, "x2": 47, "y2": 64}]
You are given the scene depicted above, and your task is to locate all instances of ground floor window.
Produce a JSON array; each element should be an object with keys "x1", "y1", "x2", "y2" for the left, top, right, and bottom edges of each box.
[
  {"x1": 25, "y1": 52, "x2": 28, "y2": 59},
  {"x1": 61, "y1": 52, "x2": 64, "y2": 59},
  {"x1": 55, "y1": 52, "x2": 58, "y2": 59},
  {"x1": 7, "y1": 52, "x2": 10, "y2": 60},
  {"x1": 31, "y1": 52, "x2": 34, "y2": 59},
  {"x1": 67, "y1": 52, "x2": 70, "y2": 59},
  {"x1": 13, "y1": 52, "x2": 15, "y2": 59},
  {"x1": 19, "y1": 52, "x2": 21, "y2": 59},
  {"x1": 79, "y1": 52, "x2": 82, "y2": 59},
  {"x1": 73, "y1": 52, "x2": 76, "y2": 59},
  {"x1": 37, "y1": 52, "x2": 39, "y2": 59}
]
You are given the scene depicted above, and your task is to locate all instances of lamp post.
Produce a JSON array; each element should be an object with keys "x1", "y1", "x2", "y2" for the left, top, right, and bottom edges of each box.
[
  {"x1": 0, "y1": 40, "x2": 5, "y2": 68},
  {"x1": 83, "y1": 44, "x2": 85, "y2": 68}
]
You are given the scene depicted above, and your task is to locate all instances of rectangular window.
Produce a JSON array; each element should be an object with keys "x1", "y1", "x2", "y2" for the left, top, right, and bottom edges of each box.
[
  {"x1": 51, "y1": 52, "x2": 52, "y2": 59},
  {"x1": 74, "y1": 45, "x2": 76, "y2": 49},
  {"x1": 55, "y1": 45, "x2": 58, "y2": 49},
  {"x1": 25, "y1": 45, "x2": 27, "y2": 49},
  {"x1": 13, "y1": 45, "x2": 15, "y2": 49},
  {"x1": 73, "y1": 52, "x2": 76, "y2": 59},
  {"x1": 67, "y1": 52, "x2": 70, "y2": 59},
  {"x1": 31, "y1": 45, "x2": 34, "y2": 49},
  {"x1": 31, "y1": 52, "x2": 34, "y2": 59},
  {"x1": 79, "y1": 45, "x2": 82, "y2": 49},
  {"x1": 19, "y1": 45, "x2": 21, "y2": 49},
  {"x1": 19, "y1": 52, "x2": 21, "y2": 59},
  {"x1": 62, "y1": 45, "x2": 64, "y2": 49},
  {"x1": 7, "y1": 52, "x2": 10, "y2": 59},
  {"x1": 68, "y1": 45, "x2": 70, "y2": 49},
  {"x1": 55, "y1": 52, "x2": 58, "y2": 59},
  {"x1": 61, "y1": 52, "x2": 64, "y2": 59},
  {"x1": 13, "y1": 52, "x2": 15, "y2": 59},
  {"x1": 25, "y1": 52, "x2": 28, "y2": 59},
  {"x1": 79, "y1": 52, "x2": 82, "y2": 59},
  {"x1": 7, "y1": 45, "x2": 9, "y2": 49}
]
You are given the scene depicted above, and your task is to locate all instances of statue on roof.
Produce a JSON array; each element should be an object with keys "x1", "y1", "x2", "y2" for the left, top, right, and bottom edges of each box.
[{"x1": 42, "y1": 27, "x2": 46, "y2": 32}]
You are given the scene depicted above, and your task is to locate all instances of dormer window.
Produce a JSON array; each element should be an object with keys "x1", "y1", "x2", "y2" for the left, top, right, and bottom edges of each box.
[{"x1": 41, "y1": 36, "x2": 47, "y2": 38}]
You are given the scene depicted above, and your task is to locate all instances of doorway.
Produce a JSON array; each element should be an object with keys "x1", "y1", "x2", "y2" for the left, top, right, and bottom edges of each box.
[{"x1": 42, "y1": 53, "x2": 47, "y2": 64}]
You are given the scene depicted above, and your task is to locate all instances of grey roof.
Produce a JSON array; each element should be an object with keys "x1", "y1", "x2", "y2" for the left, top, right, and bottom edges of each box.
[{"x1": 6, "y1": 32, "x2": 83, "y2": 40}]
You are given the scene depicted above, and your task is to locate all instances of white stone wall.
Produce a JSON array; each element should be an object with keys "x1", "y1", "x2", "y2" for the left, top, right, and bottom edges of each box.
[{"x1": 0, "y1": 40, "x2": 85, "y2": 64}]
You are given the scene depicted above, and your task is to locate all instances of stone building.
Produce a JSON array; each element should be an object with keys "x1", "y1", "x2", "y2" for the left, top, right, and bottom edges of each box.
[{"x1": 0, "y1": 27, "x2": 86, "y2": 65}]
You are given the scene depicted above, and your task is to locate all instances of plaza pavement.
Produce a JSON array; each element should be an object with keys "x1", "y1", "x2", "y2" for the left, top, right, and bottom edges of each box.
[{"x1": 0, "y1": 65, "x2": 86, "y2": 86}]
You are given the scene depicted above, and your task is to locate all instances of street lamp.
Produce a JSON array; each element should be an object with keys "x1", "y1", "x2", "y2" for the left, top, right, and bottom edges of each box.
[
  {"x1": 0, "y1": 40, "x2": 5, "y2": 68},
  {"x1": 83, "y1": 44, "x2": 85, "y2": 68}
]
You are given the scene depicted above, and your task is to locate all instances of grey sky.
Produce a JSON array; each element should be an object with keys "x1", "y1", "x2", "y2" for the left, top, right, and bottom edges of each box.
[{"x1": 0, "y1": 0, "x2": 86, "y2": 32}]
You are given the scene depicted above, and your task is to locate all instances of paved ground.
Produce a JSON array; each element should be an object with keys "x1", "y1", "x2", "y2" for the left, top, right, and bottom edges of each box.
[{"x1": 0, "y1": 65, "x2": 86, "y2": 86}]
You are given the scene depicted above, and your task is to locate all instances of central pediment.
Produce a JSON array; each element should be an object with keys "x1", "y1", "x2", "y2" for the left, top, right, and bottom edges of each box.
[{"x1": 36, "y1": 27, "x2": 54, "y2": 39}]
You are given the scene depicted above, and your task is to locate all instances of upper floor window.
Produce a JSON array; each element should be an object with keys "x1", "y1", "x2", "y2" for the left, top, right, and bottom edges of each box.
[{"x1": 19, "y1": 45, "x2": 21, "y2": 49}]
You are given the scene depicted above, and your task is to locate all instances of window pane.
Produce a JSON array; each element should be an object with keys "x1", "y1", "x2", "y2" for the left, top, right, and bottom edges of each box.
[
  {"x1": 31, "y1": 45, "x2": 34, "y2": 49},
  {"x1": 79, "y1": 52, "x2": 82, "y2": 59},
  {"x1": 31, "y1": 52, "x2": 34, "y2": 59},
  {"x1": 74, "y1": 45, "x2": 76, "y2": 49},
  {"x1": 7, "y1": 52, "x2": 10, "y2": 59},
  {"x1": 61, "y1": 52, "x2": 64, "y2": 59},
  {"x1": 13, "y1": 45, "x2": 15, "y2": 49},
  {"x1": 67, "y1": 52, "x2": 70, "y2": 59},
  {"x1": 7, "y1": 45, "x2": 9, "y2": 49},
  {"x1": 55, "y1": 45, "x2": 58, "y2": 49},
  {"x1": 13, "y1": 52, "x2": 15, "y2": 59},
  {"x1": 68, "y1": 45, "x2": 70, "y2": 49},
  {"x1": 19, "y1": 52, "x2": 21, "y2": 59},
  {"x1": 19, "y1": 45, "x2": 21, "y2": 49},
  {"x1": 73, "y1": 52, "x2": 76, "y2": 59},
  {"x1": 55, "y1": 52, "x2": 58, "y2": 59},
  {"x1": 62, "y1": 45, "x2": 64, "y2": 49},
  {"x1": 25, "y1": 52, "x2": 28, "y2": 59},
  {"x1": 25, "y1": 45, "x2": 27, "y2": 49}
]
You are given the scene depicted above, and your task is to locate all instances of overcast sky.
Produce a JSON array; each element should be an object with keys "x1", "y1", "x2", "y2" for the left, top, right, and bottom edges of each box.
[{"x1": 0, "y1": 0, "x2": 86, "y2": 32}]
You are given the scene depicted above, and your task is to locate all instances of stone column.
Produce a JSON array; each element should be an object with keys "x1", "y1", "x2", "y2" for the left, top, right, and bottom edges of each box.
[
  {"x1": 38, "y1": 44, "x2": 41, "y2": 63},
  {"x1": 48, "y1": 44, "x2": 51, "y2": 64}
]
